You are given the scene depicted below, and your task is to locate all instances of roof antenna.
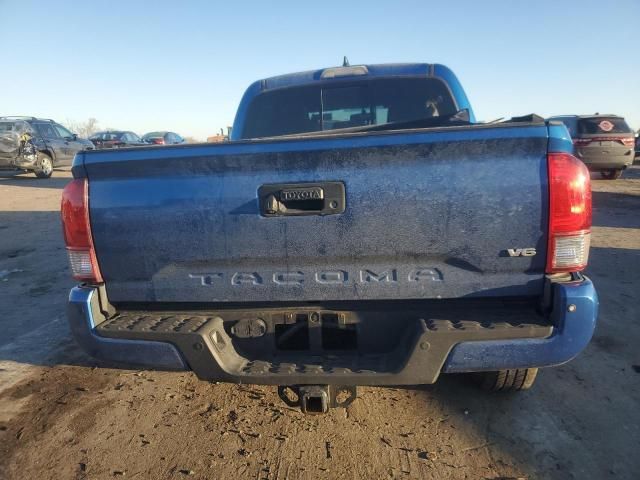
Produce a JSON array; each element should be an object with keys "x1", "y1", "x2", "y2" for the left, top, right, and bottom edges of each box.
[{"x1": 343, "y1": 56, "x2": 350, "y2": 67}]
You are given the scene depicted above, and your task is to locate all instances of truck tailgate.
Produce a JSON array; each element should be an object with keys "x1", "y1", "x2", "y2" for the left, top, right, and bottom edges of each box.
[{"x1": 82, "y1": 123, "x2": 549, "y2": 303}]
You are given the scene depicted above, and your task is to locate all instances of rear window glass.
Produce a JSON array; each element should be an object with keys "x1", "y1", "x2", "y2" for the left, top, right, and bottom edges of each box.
[
  {"x1": 241, "y1": 78, "x2": 457, "y2": 139},
  {"x1": 91, "y1": 132, "x2": 123, "y2": 140},
  {"x1": 578, "y1": 117, "x2": 631, "y2": 134}
]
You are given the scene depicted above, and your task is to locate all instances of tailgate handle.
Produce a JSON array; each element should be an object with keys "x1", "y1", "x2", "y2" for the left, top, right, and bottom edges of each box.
[{"x1": 259, "y1": 182, "x2": 345, "y2": 217}]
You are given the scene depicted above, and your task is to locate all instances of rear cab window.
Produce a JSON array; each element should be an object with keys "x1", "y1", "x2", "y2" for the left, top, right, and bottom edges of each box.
[{"x1": 241, "y1": 77, "x2": 458, "y2": 139}]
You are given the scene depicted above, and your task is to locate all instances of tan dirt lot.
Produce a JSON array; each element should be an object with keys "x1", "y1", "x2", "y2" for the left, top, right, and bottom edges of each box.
[{"x1": 0, "y1": 166, "x2": 638, "y2": 480}]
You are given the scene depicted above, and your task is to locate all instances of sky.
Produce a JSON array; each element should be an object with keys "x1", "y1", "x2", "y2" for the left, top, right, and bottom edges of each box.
[{"x1": 1, "y1": 0, "x2": 638, "y2": 140}]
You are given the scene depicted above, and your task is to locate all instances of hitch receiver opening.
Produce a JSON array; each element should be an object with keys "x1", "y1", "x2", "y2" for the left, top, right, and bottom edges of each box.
[{"x1": 277, "y1": 385, "x2": 357, "y2": 414}]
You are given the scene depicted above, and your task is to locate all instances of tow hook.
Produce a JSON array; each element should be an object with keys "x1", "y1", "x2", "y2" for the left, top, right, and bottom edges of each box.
[{"x1": 277, "y1": 385, "x2": 357, "y2": 414}]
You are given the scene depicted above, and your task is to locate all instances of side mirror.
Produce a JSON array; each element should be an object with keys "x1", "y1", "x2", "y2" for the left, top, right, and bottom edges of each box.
[{"x1": 72, "y1": 133, "x2": 78, "y2": 140}]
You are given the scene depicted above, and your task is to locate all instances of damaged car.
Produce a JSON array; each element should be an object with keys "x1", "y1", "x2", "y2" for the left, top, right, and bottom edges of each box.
[
  {"x1": 0, "y1": 120, "x2": 44, "y2": 177},
  {"x1": 0, "y1": 117, "x2": 93, "y2": 178}
]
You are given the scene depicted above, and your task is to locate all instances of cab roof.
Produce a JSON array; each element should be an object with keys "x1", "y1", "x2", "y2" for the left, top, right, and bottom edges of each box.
[{"x1": 260, "y1": 63, "x2": 436, "y2": 90}]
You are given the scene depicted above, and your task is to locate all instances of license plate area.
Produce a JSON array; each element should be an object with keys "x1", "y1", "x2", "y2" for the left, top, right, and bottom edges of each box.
[{"x1": 234, "y1": 309, "x2": 365, "y2": 354}]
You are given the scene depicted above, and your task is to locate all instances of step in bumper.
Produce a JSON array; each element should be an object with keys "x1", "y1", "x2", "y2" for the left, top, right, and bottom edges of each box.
[
  {"x1": 67, "y1": 278, "x2": 597, "y2": 385},
  {"x1": 67, "y1": 287, "x2": 187, "y2": 371},
  {"x1": 442, "y1": 276, "x2": 598, "y2": 372}
]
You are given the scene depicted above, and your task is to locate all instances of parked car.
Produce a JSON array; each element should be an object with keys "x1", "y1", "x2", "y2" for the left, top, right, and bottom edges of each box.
[
  {"x1": 548, "y1": 114, "x2": 635, "y2": 179},
  {"x1": 63, "y1": 63, "x2": 597, "y2": 414},
  {"x1": 635, "y1": 135, "x2": 640, "y2": 159},
  {"x1": 142, "y1": 131, "x2": 185, "y2": 145},
  {"x1": 89, "y1": 131, "x2": 146, "y2": 149},
  {"x1": 0, "y1": 116, "x2": 93, "y2": 178}
]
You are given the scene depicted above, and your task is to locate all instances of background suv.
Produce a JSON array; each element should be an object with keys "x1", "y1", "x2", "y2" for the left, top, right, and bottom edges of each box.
[{"x1": 549, "y1": 114, "x2": 635, "y2": 179}]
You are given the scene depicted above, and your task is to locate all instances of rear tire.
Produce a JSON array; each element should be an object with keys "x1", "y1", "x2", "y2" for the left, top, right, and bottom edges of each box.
[
  {"x1": 600, "y1": 169, "x2": 623, "y2": 180},
  {"x1": 34, "y1": 153, "x2": 53, "y2": 179},
  {"x1": 477, "y1": 368, "x2": 538, "y2": 391}
]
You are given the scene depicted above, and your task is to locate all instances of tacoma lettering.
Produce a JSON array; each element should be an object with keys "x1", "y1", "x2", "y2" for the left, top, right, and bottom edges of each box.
[{"x1": 189, "y1": 268, "x2": 442, "y2": 286}]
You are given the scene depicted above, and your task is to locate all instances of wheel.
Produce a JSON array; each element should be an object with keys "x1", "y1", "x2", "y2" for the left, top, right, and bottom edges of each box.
[
  {"x1": 477, "y1": 368, "x2": 538, "y2": 391},
  {"x1": 600, "y1": 169, "x2": 623, "y2": 180},
  {"x1": 34, "y1": 153, "x2": 53, "y2": 178}
]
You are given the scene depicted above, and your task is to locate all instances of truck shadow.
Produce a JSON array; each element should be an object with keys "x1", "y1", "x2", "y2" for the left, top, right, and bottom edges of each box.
[
  {"x1": 397, "y1": 372, "x2": 578, "y2": 479},
  {"x1": 0, "y1": 210, "x2": 80, "y2": 369},
  {"x1": 0, "y1": 171, "x2": 71, "y2": 190}
]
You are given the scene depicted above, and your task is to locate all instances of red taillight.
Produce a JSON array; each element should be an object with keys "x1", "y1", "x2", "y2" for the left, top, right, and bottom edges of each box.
[
  {"x1": 621, "y1": 137, "x2": 635, "y2": 148},
  {"x1": 573, "y1": 138, "x2": 591, "y2": 147},
  {"x1": 152, "y1": 138, "x2": 165, "y2": 145},
  {"x1": 61, "y1": 179, "x2": 103, "y2": 283},
  {"x1": 546, "y1": 153, "x2": 592, "y2": 273}
]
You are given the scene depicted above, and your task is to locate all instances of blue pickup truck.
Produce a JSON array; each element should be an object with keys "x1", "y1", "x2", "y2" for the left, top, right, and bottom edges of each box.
[{"x1": 63, "y1": 63, "x2": 597, "y2": 413}]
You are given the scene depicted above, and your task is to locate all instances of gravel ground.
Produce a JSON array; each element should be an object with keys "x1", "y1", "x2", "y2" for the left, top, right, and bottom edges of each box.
[{"x1": 0, "y1": 166, "x2": 638, "y2": 480}]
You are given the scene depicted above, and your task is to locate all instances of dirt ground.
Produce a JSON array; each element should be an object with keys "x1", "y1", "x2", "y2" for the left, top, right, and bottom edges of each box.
[{"x1": 0, "y1": 166, "x2": 638, "y2": 480}]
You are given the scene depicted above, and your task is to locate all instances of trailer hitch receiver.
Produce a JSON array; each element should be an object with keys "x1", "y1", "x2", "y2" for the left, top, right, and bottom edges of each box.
[{"x1": 278, "y1": 385, "x2": 357, "y2": 414}]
